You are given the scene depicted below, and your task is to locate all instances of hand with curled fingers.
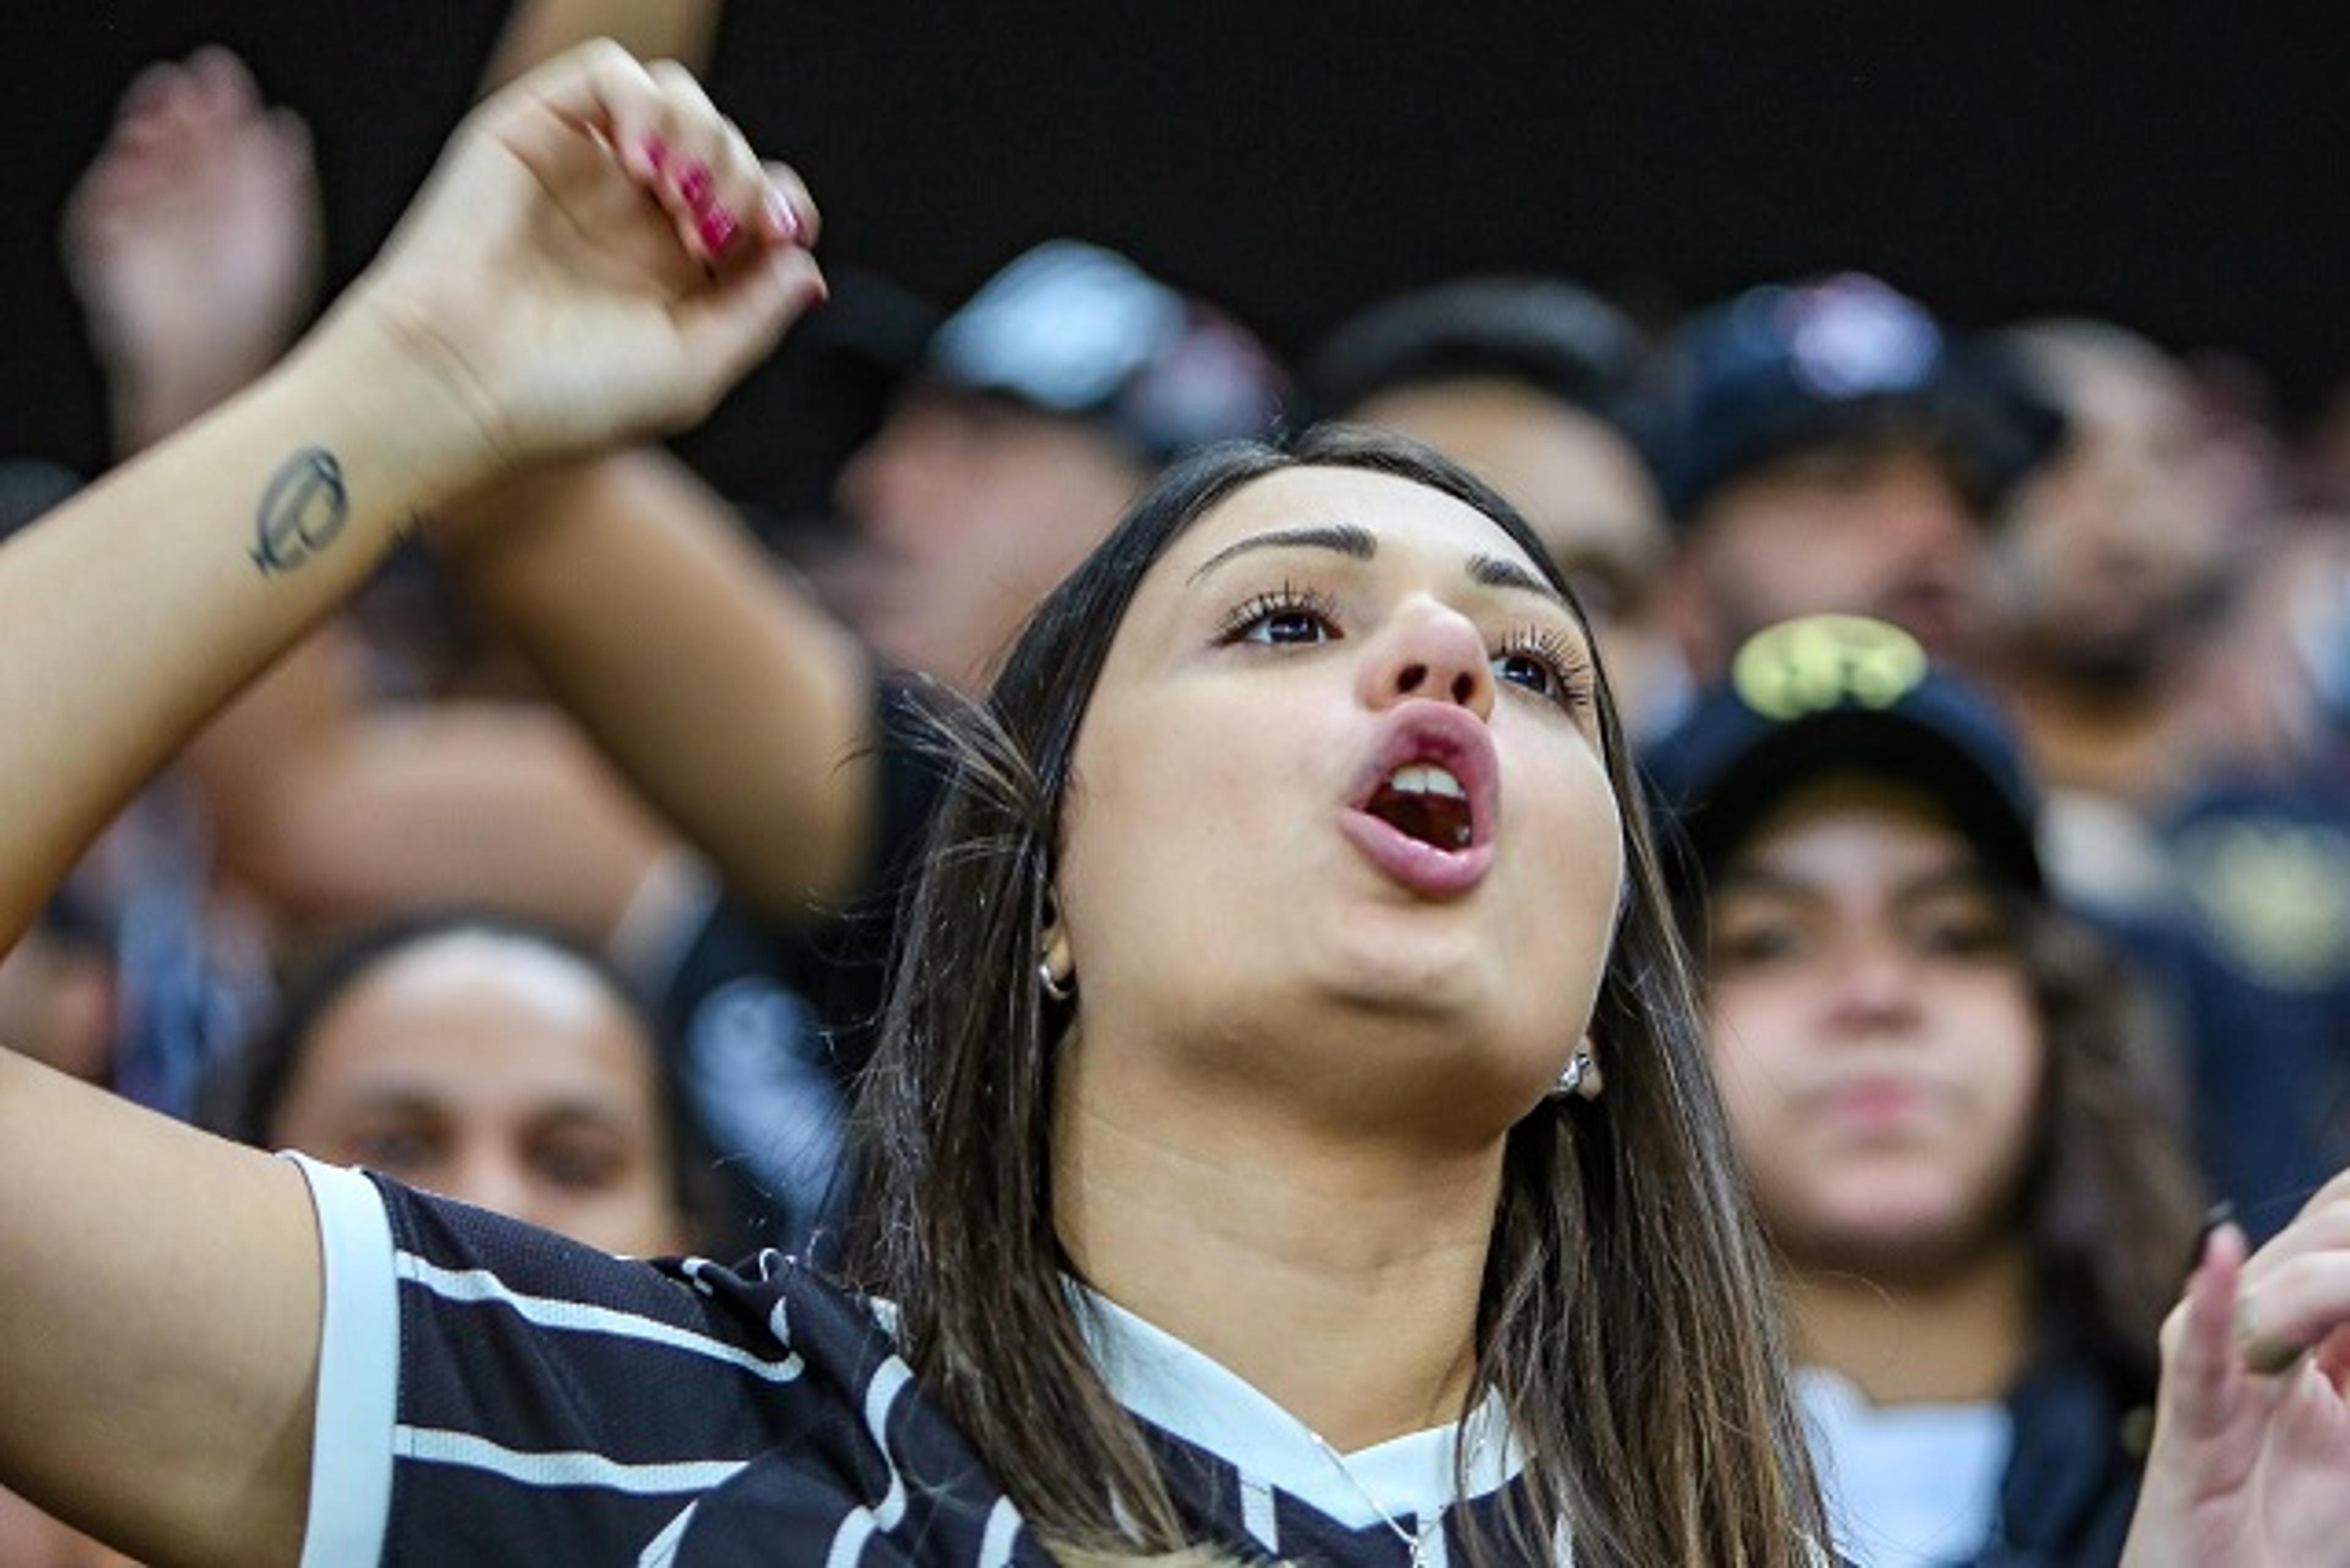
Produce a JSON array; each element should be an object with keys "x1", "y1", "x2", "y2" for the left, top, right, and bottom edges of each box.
[
  {"x1": 329, "y1": 40, "x2": 821, "y2": 482},
  {"x1": 2122, "y1": 1171, "x2": 2350, "y2": 1567}
]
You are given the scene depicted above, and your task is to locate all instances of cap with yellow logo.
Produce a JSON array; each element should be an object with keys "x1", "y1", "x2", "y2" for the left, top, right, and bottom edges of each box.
[{"x1": 1643, "y1": 613, "x2": 2043, "y2": 895}]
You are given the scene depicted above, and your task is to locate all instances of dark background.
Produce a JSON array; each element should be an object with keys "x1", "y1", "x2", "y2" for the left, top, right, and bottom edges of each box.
[{"x1": 4, "y1": 3, "x2": 2344, "y2": 508}]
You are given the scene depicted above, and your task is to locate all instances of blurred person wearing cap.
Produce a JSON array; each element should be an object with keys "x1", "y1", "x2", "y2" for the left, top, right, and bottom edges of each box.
[
  {"x1": 1307, "y1": 276, "x2": 1687, "y2": 737},
  {"x1": 1646, "y1": 613, "x2": 2205, "y2": 1568},
  {"x1": 1989, "y1": 321, "x2": 2264, "y2": 903},
  {"x1": 1985, "y1": 326, "x2": 2350, "y2": 1237},
  {"x1": 1649, "y1": 273, "x2": 2062, "y2": 682},
  {"x1": 825, "y1": 239, "x2": 1289, "y2": 691}
]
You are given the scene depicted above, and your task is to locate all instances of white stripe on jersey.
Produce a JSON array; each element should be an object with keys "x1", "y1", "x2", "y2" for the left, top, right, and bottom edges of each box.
[
  {"x1": 397, "y1": 1251, "x2": 805, "y2": 1381},
  {"x1": 979, "y1": 1496, "x2": 1026, "y2": 1567},
  {"x1": 864, "y1": 1356, "x2": 916, "y2": 1529},
  {"x1": 637, "y1": 1501, "x2": 700, "y2": 1566},
  {"x1": 394, "y1": 1425, "x2": 753, "y2": 1494},
  {"x1": 824, "y1": 1507, "x2": 878, "y2": 1568},
  {"x1": 1240, "y1": 1475, "x2": 1280, "y2": 1551}
]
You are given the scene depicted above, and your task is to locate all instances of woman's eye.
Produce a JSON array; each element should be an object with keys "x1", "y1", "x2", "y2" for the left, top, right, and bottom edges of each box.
[
  {"x1": 1218, "y1": 584, "x2": 1343, "y2": 648},
  {"x1": 1712, "y1": 920, "x2": 1805, "y2": 968},
  {"x1": 1493, "y1": 630, "x2": 1592, "y2": 712},
  {"x1": 1248, "y1": 608, "x2": 1333, "y2": 645},
  {"x1": 1495, "y1": 650, "x2": 1561, "y2": 697},
  {"x1": 1915, "y1": 916, "x2": 2012, "y2": 959}
]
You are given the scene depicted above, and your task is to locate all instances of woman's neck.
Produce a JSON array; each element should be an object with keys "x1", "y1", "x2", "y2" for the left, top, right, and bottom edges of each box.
[
  {"x1": 1053, "y1": 1039, "x2": 1505, "y2": 1452},
  {"x1": 1786, "y1": 1239, "x2": 2034, "y2": 1405}
]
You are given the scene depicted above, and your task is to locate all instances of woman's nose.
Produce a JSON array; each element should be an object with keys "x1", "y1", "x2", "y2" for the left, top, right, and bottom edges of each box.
[
  {"x1": 1362, "y1": 601, "x2": 1494, "y2": 719},
  {"x1": 1826, "y1": 938, "x2": 1924, "y2": 1032}
]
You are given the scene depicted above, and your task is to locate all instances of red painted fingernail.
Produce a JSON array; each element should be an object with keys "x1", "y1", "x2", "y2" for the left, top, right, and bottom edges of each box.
[
  {"x1": 698, "y1": 207, "x2": 740, "y2": 255},
  {"x1": 641, "y1": 136, "x2": 667, "y2": 173},
  {"x1": 765, "y1": 191, "x2": 804, "y2": 245},
  {"x1": 677, "y1": 162, "x2": 714, "y2": 211}
]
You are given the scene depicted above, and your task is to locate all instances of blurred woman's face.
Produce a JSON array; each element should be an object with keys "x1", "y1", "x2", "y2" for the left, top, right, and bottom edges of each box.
[
  {"x1": 1052, "y1": 465, "x2": 1625, "y2": 1141},
  {"x1": 269, "y1": 933, "x2": 688, "y2": 1256},
  {"x1": 1704, "y1": 780, "x2": 2041, "y2": 1280}
]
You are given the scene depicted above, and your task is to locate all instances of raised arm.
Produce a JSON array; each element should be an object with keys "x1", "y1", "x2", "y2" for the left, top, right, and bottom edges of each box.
[
  {"x1": 0, "y1": 45, "x2": 818, "y2": 1565},
  {"x1": 61, "y1": 44, "x2": 686, "y2": 949},
  {"x1": 446, "y1": 0, "x2": 882, "y2": 924},
  {"x1": 483, "y1": 0, "x2": 723, "y2": 91},
  {"x1": 444, "y1": 447, "x2": 881, "y2": 918}
]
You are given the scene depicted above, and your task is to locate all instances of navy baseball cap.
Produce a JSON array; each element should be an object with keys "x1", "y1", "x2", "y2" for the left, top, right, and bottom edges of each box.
[
  {"x1": 1645, "y1": 273, "x2": 2064, "y2": 524},
  {"x1": 821, "y1": 241, "x2": 1291, "y2": 466},
  {"x1": 1643, "y1": 613, "x2": 2044, "y2": 895}
]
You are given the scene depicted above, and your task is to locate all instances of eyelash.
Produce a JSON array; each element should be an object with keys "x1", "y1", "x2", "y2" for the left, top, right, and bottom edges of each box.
[
  {"x1": 1214, "y1": 584, "x2": 1596, "y2": 714},
  {"x1": 1214, "y1": 582, "x2": 1342, "y2": 645},
  {"x1": 1494, "y1": 627, "x2": 1597, "y2": 712}
]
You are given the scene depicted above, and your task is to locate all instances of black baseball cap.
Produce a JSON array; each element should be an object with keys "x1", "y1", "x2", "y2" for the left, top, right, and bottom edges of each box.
[
  {"x1": 1645, "y1": 273, "x2": 2064, "y2": 525},
  {"x1": 1305, "y1": 275, "x2": 1647, "y2": 429},
  {"x1": 1643, "y1": 613, "x2": 2044, "y2": 895},
  {"x1": 820, "y1": 240, "x2": 1291, "y2": 466}
]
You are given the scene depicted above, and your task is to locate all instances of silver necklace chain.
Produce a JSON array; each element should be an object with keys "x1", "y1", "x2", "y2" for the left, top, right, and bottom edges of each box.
[{"x1": 1301, "y1": 1416, "x2": 1491, "y2": 1566}]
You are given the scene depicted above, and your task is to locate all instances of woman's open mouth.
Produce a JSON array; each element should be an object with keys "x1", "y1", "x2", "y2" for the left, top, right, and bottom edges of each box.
[{"x1": 1339, "y1": 703, "x2": 1499, "y2": 898}]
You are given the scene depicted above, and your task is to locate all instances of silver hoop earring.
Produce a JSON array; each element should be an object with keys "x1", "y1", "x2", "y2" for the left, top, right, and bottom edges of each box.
[
  {"x1": 1550, "y1": 1048, "x2": 1596, "y2": 1102},
  {"x1": 1039, "y1": 961, "x2": 1074, "y2": 1004}
]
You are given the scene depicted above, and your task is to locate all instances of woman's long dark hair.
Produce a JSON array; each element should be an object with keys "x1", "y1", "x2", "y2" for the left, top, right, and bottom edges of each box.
[
  {"x1": 851, "y1": 427, "x2": 1824, "y2": 1564},
  {"x1": 2014, "y1": 907, "x2": 2206, "y2": 1376}
]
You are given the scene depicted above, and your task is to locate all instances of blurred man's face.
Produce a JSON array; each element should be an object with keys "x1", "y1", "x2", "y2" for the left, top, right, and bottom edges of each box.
[
  {"x1": 1345, "y1": 378, "x2": 1679, "y2": 731},
  {"x1": 1672, "y1": 444, "x2": 1990, "y2": 679},
  {"x1": 269, "y1": 933, "x2": 688, "y2": 1258},
  {"x1": 1999, "y1": 350, "x2": 2234, "y2": 690},
  {"x1": 829, "y1": 386, "x2": 1147, "y2": 691}
]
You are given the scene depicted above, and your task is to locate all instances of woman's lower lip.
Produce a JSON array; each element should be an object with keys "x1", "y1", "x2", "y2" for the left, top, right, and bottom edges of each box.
[{"x1": 1339, "y1": 807, "x2": 1493, "y2": 897}]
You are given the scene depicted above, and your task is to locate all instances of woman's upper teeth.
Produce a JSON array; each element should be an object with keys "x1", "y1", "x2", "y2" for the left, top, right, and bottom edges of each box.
[{"x1": 1387, "y1": 763, "x2": 1466, "y2": 801}]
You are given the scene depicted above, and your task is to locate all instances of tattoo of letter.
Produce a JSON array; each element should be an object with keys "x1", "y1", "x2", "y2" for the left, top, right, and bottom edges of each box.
[{"x1": 249, "y1": 448, "x2": 349, "y2": 575}]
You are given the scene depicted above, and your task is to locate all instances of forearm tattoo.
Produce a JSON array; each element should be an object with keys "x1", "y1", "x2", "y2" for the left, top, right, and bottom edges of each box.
[{"x1": 248, "y1": 447, "x2": 349, "y2": 575}]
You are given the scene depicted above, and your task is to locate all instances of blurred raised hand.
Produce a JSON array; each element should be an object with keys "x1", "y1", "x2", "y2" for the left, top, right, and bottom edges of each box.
[{"x1": 62, "y1": 47, "x2": 323, "y2": 454}]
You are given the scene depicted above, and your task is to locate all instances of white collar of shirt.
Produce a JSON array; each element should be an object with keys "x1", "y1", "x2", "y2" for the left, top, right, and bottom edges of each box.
[
  {"x1": 1796, "y1": 1364, "x2": 2012, "y2": 1568},
  {"x1": 1070, "y1": 1282, "x2": 1525, "y2": 1531}
]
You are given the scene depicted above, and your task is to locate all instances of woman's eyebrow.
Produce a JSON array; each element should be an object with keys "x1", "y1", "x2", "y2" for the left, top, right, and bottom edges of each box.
[
  {"x1": 1466, "y1": 552, "x2": 1571, "y2": 611},
  {"x1": 1187, "y1": 522, "x2": 1377, "y2": 584}
]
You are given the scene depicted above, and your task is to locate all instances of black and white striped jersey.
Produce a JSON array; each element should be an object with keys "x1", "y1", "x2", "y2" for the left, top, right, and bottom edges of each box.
[{"x1": 291, "y1": 1157, "x2": 1559, "y2": 1566}]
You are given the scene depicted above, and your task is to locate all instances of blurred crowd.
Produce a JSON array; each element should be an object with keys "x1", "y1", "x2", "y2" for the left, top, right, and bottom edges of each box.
[{"x1": 7, "y1": 4, "x2": 2350, "y2": 1566}]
